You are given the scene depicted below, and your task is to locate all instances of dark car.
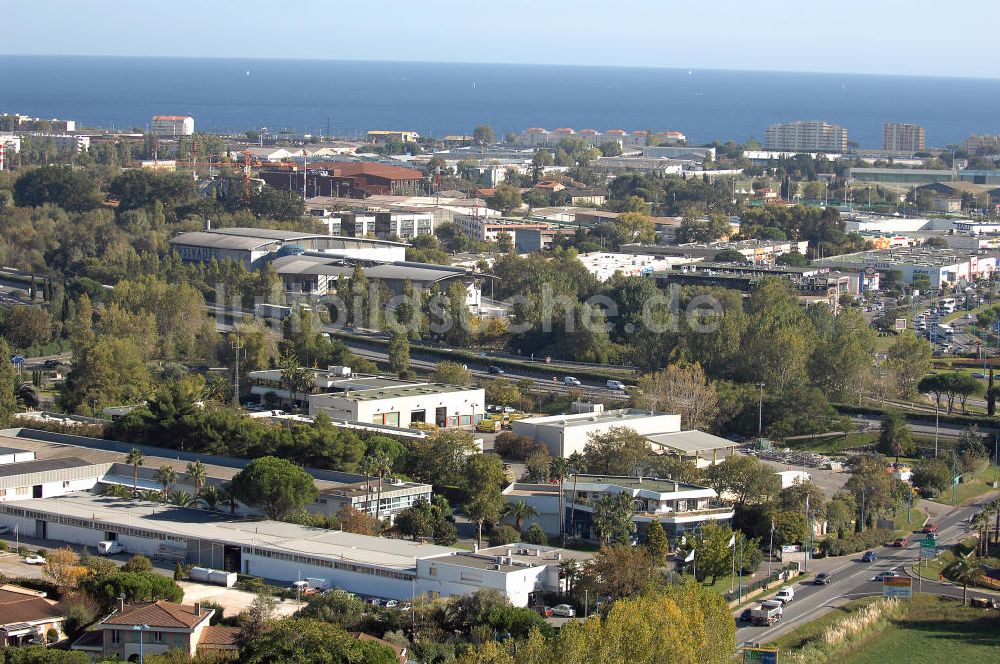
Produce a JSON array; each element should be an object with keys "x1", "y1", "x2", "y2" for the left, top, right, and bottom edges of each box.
[
  {"x1": 487, "y1": 365, "x2": 504, "y2": 375},
  {"x1": 739, "y1": 607, "x2": 753, "y2": 622},
  {"x1": 861, "y1": 550, "x2": 877, "y2": 563},
  {"x1": 43, "y1": 359, "x2": 60, "y2": 368},
  {"x1": 814, "y1": 572, "x2": 832, "y2": 585}
]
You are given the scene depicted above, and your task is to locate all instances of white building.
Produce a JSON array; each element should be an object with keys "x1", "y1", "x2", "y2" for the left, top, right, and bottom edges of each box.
[
  {"x1": 338, "y1": 209, "x2": 434, "y2": 240},
  {"x1": 576, "y1": 252, "x2": 697, "y2": 282},
  {"x1": 814, "y1": 246, "x2": 1000, "y2": 288},
  {"x1": 151, "y1": 115, "x2": 194, "y2": 136},
  {"x1": 453, "y1": 216, "x2": 548, "y2": 243},
  {"x1": 308, "y1": 376, "x2": 486, "y2": 429},
  {"x1": 512, "y1": 409, "x2": 681, "y2": 458},
  {"x1": 0, "y1": 494, "x2": 547, "y2": 605},
  {"x1": 504, "y1": 475, "x2": 733, "y2": 543},
  {"x1": 765, "y1": 121, "x2": 848, "y2": 152}
]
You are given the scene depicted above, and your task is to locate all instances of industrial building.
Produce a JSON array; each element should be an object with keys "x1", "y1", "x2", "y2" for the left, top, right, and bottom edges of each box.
[
  {"x1": 814, "y1": 246, "x2": 1000, "y2": 288},
  {"x1": 576, "y1": 252, "x2": 697, "y2": 282},
  {"x1": 258, "y1": 162, "x2": 425, "y2": 198},
  {"x1": 168, "y1": 227, "x2": 407, "y2": 268},
  {"x1": 765, "y1": 121, "x2": 848, "y2": 152},
  {"x1": 621, "y1": 239, "x2": 808, "y2": 263},
  {"x1": 151, "y1": 115, "x2": 194, "y2": 136},
  {"x1": 0, "y1": 493, "x2": 553, "y2": 605},
  {"x1": 367, "y1": 130, "x2": 420, "y2": 144},
  {"x1": 269, "y1": 253, "x2": 481, "y2": 305},
  {"x1": 0, "y1": 114, "x2": 75, "y2": 133},
  {"x1": 503, "y1": 475, "x2": 733, "y2": 544},
  {"x1": 512, "y1": 409, "x2": 681, "y2": 458},
  {"x1": 337, "y1": 209, "x2": 435, "y2": 240},
  {"x1": 307, "y1": 375, "x2": 485, "y2": 429}
]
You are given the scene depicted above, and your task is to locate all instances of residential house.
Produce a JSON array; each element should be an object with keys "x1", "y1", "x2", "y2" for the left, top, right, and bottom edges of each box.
[{"x1": 0, "y1": 585, "x2": 66, "y2": 647}]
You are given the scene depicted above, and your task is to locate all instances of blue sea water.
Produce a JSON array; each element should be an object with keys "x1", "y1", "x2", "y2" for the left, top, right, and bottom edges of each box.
[{"x1": 2, "y1": 55, "x2": 1000, "y2": 147}]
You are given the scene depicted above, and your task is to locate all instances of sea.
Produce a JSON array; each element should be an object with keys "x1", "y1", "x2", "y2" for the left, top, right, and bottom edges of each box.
[{"x1": 2, "y1": 55, "x2": 1000, "y2": 148}]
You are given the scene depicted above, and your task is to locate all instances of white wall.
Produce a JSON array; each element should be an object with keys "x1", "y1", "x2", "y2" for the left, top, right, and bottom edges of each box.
[
  {"x1": 416, "y1": 557, "x2": 547, "y2": 607},
  {"x1": 241, "y1": 553, "x2": 415, "y2": 599}
]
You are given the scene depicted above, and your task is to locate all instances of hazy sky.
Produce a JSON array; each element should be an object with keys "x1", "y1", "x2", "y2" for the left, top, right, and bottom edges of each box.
[{"x1": 5, "y1": 0, "x2": 998, "y2": 78}]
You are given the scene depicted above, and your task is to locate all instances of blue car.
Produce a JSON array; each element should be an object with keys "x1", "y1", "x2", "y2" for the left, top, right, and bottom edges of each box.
[{"x1": 861, "y1": 550, "x2": 877, "y2": 562}]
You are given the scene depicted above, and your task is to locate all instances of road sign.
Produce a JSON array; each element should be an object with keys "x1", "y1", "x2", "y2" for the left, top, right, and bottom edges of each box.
[
  {"x1": 895, "y1": 318, "x2": 907, "y2": 330},
  {"x1": 743, "y1": 647, "x2": 778, "y2": 664},
  {"x1": 882, "y1": 576, "x2": 913, "y2": 599},
  {"x1": 10, "y1": 354, "x2": 24, "y2": 366},
  {"x1": 919, "y1": 538, "x2": 938, "y2": 558}
]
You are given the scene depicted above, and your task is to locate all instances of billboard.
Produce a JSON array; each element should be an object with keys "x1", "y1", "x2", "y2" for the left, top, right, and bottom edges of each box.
[{"x1": 882, "y1": 576, "x2": 913, "y2": 599}]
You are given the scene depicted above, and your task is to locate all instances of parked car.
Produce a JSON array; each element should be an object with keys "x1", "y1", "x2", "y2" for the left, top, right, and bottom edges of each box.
[
  {"x1": 97, "y1": 540, "x2": 124, "y2": 555},
  {"x1": 384, "y1": 600, "x2": 398, "y2": 609},
  {"x1": 400, "y1": 602, "x2": 412, "y2": 612},
  {"x1": 24, "y1": 554, "x2": 45, "y2": 565},
  {"x1": 861, "y1": 550, "x2": 878, "y2": 562},
  {"x1": 536, "y1": 606, "x2": 554, "y2": 617},
  {"x1": 813, "y1": 572, "x2": 832, "y2": 585},
  {"x1": 0, "y1": 525, "x2": 10, "y2": 535},
  {"x1": 368, "y1": 598, "x2": 381, "y2": 606},
  {"x1": 922, "y1": 523, "x2": 938, "y2": 534},
  {"x1": 563, "y1": 377, "x2": 581, "y2": 386},
  {"x1": 487, "y1": 365, "x2": 505, "y2": 375},
  {"x1": 551, "y1": 604, "x2": 576, "y2": 617}
]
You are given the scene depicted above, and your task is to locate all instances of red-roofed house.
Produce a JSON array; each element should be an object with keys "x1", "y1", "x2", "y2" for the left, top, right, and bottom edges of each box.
[
  {"x1": 73, "y1": 599, "x2": 237, "y2": 660},
  {"x1": 258, "y1": 161, "x2": 425, "y2": 197},
  {"x1": 0, "y1": 585, "x2": 66, "y2": 647}
]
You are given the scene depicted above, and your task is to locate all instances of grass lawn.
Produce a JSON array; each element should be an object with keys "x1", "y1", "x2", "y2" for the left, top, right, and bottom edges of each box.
[
  {"x1": 839, "y1": 595, "x2": 1000, "y2": 664},
  {"x1": 783, "y1": 431, "x2": 878, "y2": 454},
  {"x1": 770, "y1": 597, "x2": 878, "y2": 651},
  {"x1": 892, "y1": 507, "x2": 928, "y2": 533},
  {"x1": 930, "y1": 462, "x2": 1000, "y2": 506}
]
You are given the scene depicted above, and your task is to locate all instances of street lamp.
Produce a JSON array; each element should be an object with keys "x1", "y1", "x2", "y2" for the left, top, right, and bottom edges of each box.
[
  {"x1": 756, "y1": 382, "x2": 766, "y2": 436},
  {"x1": 132, "y1": 624, "x2": 150, "y2": 664}
]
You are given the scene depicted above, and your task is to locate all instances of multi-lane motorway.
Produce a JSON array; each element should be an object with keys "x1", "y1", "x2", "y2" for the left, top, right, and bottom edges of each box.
[{"x1": 735, "y1": 493, "x2": 997, "y2": 645}]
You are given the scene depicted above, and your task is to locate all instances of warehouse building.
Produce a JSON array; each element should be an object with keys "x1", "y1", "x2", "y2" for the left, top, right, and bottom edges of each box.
[
  {"x1": 270, "y1": 253, "x2": 481, "y2": 308},
  {"x1": 0, "y1": 494, "x2": 550, "y2": 605},
  {"x1": 308, "y1": 376, "x2": 485, "y2": 429},
  {"x1": 814, "y1": 246, "x2": 1000, "y2": 288},
  {"x1": 512, "y1": 409, "x2": 681, "y2": 458},
  {"x1": 168, "y1": 227, "x2": 407, "y2": 268}
]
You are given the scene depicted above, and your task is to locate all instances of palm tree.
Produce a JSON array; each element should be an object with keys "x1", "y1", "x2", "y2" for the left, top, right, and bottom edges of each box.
[
  {"x1": 137, "y1": 489, "x2": 162, "y2": 503},
  {"x1": 153, "y1": 465, "x2": 178, "y2": 498},
  {"x1": 280, "y1": 357, "x2": 313, "y2": 411},
  {"x1": 125, "y1": 448, "x2": 145, "y2": 493},
  {"x1": 168, "y1": 491, "x2": 196, "y2": 507},
  {"x1": 359, "y1": 456, "x2": 378, "y2": 515},
  {"x1": 945, "y1": 552, "x2": 983, "y2": 605},
  {"x1": 198, "y1": 486, "x2": 221, "y2": 511},
  {"x1": 186, "y1": 461, "x2": 208, "y2": 496},
  {"x1": 567, "y1": 451, "x2": 585, "y2": 541},
  {"x1": 990, "y1": 497, "x2": 1000, "y2": 545},
  {"x1": 219, "y1": 483, "x2": 239, "y2": 516},
  {"x1": 971, "y1": 511, "x2": 990, "y2": 557},
  {"x1": 501, "y1": 500, "x2": 539, "y2": 533},
  {"x1": 550, "y1": 457, "x2": 570, "y2": 545},
  {"x1": 373, "y1": 451, "x2": 393, "y2": 522}
]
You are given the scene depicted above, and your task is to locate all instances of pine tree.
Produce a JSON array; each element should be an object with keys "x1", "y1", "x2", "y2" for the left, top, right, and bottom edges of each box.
[{"x1": 644, "y1": 519, "x2": 670, "y2": 565}]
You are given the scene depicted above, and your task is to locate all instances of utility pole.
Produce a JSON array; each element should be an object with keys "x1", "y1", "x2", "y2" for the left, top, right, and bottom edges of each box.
[{"x1": 952, "y1": 448, "x2": 958, "y2": 505}]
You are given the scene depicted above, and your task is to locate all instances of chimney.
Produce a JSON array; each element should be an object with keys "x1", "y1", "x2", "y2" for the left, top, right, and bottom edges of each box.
[
  {"x1": 194, "y1": 602, "x2": 202, "y2": 616},
  {"x1": 116, "y1": 597, "x2": 125, "y2": 613}
]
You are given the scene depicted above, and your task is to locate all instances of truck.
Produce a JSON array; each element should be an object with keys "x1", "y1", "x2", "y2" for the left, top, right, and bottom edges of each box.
[{"x1": 751, "y1": 600, "x2": 783, "y2": 626}]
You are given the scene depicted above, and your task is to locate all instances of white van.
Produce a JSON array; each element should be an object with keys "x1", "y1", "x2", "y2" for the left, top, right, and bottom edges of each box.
[
  {"x1": 607, "y1": 380, "x2": 626, "y2": 391},
  {"x1": 97, "y1": 541, "x2": 124, "y2": 555},
  {"x1": 774, "y1": 586, "x2": 795, "y2": 604}
]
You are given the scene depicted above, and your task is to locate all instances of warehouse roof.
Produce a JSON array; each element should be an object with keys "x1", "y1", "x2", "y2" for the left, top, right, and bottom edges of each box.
[
  {"x1": 271, "y1": 254, "x2": 471, "y2": 283},
  {"x1": 0, "y1": 456, "x2": 98, "y2": 478},
  {"x1": 645, "y1": 430, "x2": 738, "y2": 454},
  {"x1": 3, "y1": 494, "x2": 460, "y2": 571},
  {"x1": 168, "y1": 232, "x2": 277, "y2": 251}
]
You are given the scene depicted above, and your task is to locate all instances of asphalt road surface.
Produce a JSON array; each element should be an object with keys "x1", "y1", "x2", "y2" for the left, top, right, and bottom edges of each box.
[{"x1": 735, "y1": 492, "x2": 998, "y2": 646}]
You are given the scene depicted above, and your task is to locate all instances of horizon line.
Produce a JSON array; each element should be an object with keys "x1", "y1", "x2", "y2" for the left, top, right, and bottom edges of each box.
[{"x1": 2, "y1": 52, "x2": 999, "y2": 83}]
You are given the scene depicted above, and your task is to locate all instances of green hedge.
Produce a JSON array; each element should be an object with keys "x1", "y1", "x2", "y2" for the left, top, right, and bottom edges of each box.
[{"x1": 820, "y1": 528, "x2": 895, "y2": 557}]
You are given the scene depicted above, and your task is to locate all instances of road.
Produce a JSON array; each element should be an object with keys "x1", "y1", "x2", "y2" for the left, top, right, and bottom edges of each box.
[{"x1": 735, "y1": 492, "x2": 997, "y2": 645}]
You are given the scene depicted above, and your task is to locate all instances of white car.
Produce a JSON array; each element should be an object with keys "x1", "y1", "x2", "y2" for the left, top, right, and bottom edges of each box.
[
  {"x1": 563, "y1": 377, "x2": 581, "y2": 386},
  {"x1": 384, "y1": 600, "x2": 398, "y2": 609},
  {"x1": 0, "y1": 525, "x2": 11, "y2": 535},
  {"x1": 551, "y1": 604, "x2": 576, "y2": 617},
  {"x1": 24, "y1": 554, "x2": 46, "y2": 565}
]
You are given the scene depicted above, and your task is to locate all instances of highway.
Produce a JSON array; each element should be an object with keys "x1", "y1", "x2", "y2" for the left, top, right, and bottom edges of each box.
[{"x1": 735, "y1": 492, "x2": 997, "y2": 646}]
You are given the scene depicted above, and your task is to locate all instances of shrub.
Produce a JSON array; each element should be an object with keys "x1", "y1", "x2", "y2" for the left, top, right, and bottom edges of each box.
[
  {"x1": 488, "y1": 525, "x2": 521, "y2": 547},
  {"x1": 122, "y1": 554, "x2": 153, "y2": 574},
  {"x1": 523, "y1": 524, "x2": 548, "y2": 545},
  {"x1": 174, "y1": 562, "x2": 185, "y2": 581},
  {"x1": 493, "y1": 432, "x2": 545, "y2": 461}
]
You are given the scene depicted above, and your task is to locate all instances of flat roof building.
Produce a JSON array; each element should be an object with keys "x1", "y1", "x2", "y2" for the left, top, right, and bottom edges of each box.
[
  {"x1": 814, "y1": 246, "x2": 1000, "y2": 288},
  {"x1": 512, "y1": 409, "x2": 680, "y2": 458},
  {"x1": 151, "y1": 115, "x2": 194, "y2": 136},
  {"x1": 308, "y1": 376, "x2": 486, "y2": 430}
]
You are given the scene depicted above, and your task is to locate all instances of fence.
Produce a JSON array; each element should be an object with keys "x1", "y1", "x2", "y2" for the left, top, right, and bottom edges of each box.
[{"x1": 724, "y1": 563, "x2": 800, "y2": 604}]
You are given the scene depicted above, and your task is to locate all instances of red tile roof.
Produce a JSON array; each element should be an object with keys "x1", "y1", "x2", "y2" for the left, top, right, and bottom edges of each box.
[
  {"x1": 606, "y1": 129, "x2": 626, "y2": 135},
  {"x1": 0, "y1": 588, "x2": 63, "y2": 627},
  {"x1": 312, "y1": 162, "x2": 423, "y2": 181},
  {"x1": 199, "y1": 625, "x2": 240, "y2": 649},
  {"x1": 103, "y1": 601, "x2": 210, "y2": 629}
]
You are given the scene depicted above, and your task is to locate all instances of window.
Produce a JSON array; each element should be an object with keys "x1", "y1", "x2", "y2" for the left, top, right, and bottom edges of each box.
[
  {"x1": 152, "y1": 632, "x2": 163, "y2": 643},
  {"x1": 111, "y1": 630, "x2": 120, "y2": 644}
]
